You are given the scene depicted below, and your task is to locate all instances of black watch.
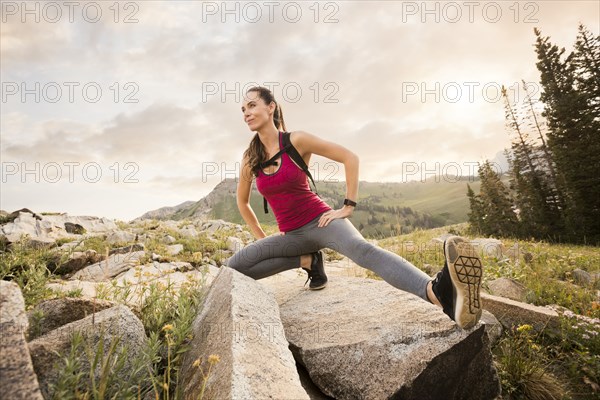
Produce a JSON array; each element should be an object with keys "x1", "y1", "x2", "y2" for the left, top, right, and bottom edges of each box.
[{"x1": 343, "y1": 198, "x2": 357, "y2": 207}]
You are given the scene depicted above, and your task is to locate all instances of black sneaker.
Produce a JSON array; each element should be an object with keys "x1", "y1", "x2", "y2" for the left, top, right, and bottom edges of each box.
[
  {"x1": 302, "y1": 251, "x2": 327, "y2": 290},
  {"x1": 431, "y1": 236, "x2": 483, "y2": 329}
]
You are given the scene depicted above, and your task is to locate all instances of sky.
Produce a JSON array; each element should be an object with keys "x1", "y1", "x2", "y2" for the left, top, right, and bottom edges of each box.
[{"x1": 1, "y1": 0, "x2": 598, "y2": 222}]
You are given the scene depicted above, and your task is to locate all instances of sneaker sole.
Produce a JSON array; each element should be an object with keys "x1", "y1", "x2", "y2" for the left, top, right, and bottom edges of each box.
[
  {"x1": 309, "y1": 282, "x2": 328, "y2": 290},
  {"x1": 445, "y1": 236, "x2": 483, "y2": 329}
]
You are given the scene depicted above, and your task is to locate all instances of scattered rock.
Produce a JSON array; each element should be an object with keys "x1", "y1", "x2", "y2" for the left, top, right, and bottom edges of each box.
[
  {"x1": 27, "y1": 297, "x2": 117, "y2": 340},
  {"x1": 28, "y1": 305, "x2": 148, "y2": 399},
  {"x1": 226, "y1": 236, "x2": 244, "y2": 252},
  {"x1": 0, "y1": 281, "x2": 44, "y2": 399},
  {"x1": 106, "y1": 230, "x2": 136, "y2": 244},
  {"x1": 167, "y1": 244, "x2": 184, "y2": 255},
  {"x1": 275, "y1": 277, "x2": 501, "y2": 399},
  {"x1": 571, "y1": 268, "x2": 592, "y2": 287},
  {"x1": 470, "y1": 238, "x2": 505, "y2": 258},
  {"x1": 481, "y1": 292, "x2": 560, "y2": 332},
  {"x1": 69, "y1": 251, "x2": 145, "y2": 281},
  {"x1": 487, "y1": 277, "x2": 528, "y2": 302},
  {"x1": 0, "y1": 212, "x2": 118, "y2": 246},
  {"x1": 64, "y1": 222, "x2": 85, "y2": 234},
  {"x1": 53, "y1": 249, "x2": 103, "y2": 276},
  {"x1": 109, "y1": 243, "x2": 145, "y2": 255},
  {"x1": 179, "y1": 267, "x2": 309, "y2": 400},
  {"x1": 162, "y1": 235, "x2": 176, "y2": 244},
  {"x1": 46, "y1": 279, "x2": 100, "y2": 298},
  {"x1": 179, "y1": 225, "x2": 199, "y2": 238}
]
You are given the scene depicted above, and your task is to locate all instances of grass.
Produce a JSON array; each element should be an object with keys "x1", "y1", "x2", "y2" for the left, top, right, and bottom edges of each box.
[
  {"x1": 2, "y1": 219, "x2": 598, "y2": 399},
  {"x1": 376, "y1": 223, "x2": 600, "y2": 399},
  {"x1": 0, "y1": 226, "x2": 218, "y2": 399}
]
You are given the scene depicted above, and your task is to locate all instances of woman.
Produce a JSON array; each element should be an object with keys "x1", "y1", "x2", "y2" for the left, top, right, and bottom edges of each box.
[{"x1": 227, "y1": 86, "x2": 483, "y2": 330}]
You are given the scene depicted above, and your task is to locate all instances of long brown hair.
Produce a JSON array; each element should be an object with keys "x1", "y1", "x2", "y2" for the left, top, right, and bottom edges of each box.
[{"x1": 243, "y1": 86, "x2": 287, "y2": 177}]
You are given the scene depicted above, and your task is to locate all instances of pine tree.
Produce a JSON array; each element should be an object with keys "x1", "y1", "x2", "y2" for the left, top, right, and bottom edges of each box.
[
  {"x1": 466, "y1": 184, "x2": 484, "y2": 234},
  {"x1": 467, "y1": 161, "x2": 519, "y2": 237},
  {"x1": 502, "y1": 85, "x2": 563, "y2": 240},
  {"x1": 535, "y1": 26, "x2": 600, "y2": 242}
]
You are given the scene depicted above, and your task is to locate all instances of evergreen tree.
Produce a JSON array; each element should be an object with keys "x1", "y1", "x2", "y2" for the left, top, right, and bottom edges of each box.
[
  {"x1": 467, "y1": 184, "x2": 484, "y2": 234},
  {"x1": 535, "y1": 26, "x2": 600, "y2": 242},
  {"x1": 502, "y1": 85, "x2": 563, "y2": 240},
  {"x1": 473, "y1": 161, "x2": 519, "y2": 237}
]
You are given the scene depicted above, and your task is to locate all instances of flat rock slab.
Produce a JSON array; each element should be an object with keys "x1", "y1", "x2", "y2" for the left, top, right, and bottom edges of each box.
[
  {"x1": 481, "y1": 292, "x2": 560, "y2": 332},
  {"x1": 69, "y1": 251, "x2": 146, "y2": 281},
  {"x1": 179, "y1": 267, "x2": 309, "y2": 400},
  {"x1": 0, "y1": 281, "x2": 44, "y2": 400},
  {"x1": 277, "y1": 277, "x2": 501, "y2": 400}
]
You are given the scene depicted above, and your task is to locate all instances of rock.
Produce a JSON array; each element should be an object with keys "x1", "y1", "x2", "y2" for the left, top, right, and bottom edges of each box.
[
  {"x1": 109, "y1": 243, "x2": 145, "y2": 255},
  {"x1": 275, "y1": 277, "x2": 500, "y2": 399},
  {"x1": 28, "y1": 305, "x2": 147, "y2": 399},
  {"x1": 70, "y1": 251, "x2": 145, "y2": 281},
  {"x1": 106, "y1": 230, "x2": 136, "y2": 244},
  {"x1": 571, "y1": 268, "x2": 592, "y2": 286},
  {"x1": 179, "y1": 267, "x2": 309, "y2": 400},
  {"x1": 46, "y1": 279, "x2": 100, "y2": 298},
  {"x1": 204, "y1": 219, "x2": 227, "y2": 234},
  {"x1": 226, "y1": 236, "x2": 244, "y2": 252},
  {"x1": 0, "y1": 212, "x2": 118, "y2": 245},
  {"x1": 0, "y1": 281, "x2": 44, "y2": 399},
  {"x1": 27, "y1": 297, "x2": 117, "y2": 340},
  {"x1": 53, "y1": 249, "x2": 103, "y2": 276},
  {"x1": 481, "y1": 293, "x2": 560, "y2": 332},
  {"x1": 64, "y1": 222, "x2": 85, "y2": 234},
  {"x1": 470, "y1": 238, "x2": 505, "y2": 258},
  {"x1": 480, "y1": 310, "x2": 503, "y2": 346},
  {"x1": 167, "y1": 244, "x2": 184, "y2": 255},
  {"x1": 179, "y1": 225, "x2": 199, "y2": 238},
  {"x1": 487, "y1": 277, "x2": 528, "y2": 302},
  {"x1": 162, "y1": 235, "x2": 177, "y2": 244},
  {"x1": 113, "y1": 261, "x2": 195, "y2": 285}
]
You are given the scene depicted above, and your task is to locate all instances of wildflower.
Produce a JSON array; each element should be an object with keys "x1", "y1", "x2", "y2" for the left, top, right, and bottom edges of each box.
[
  {"x1": 193, "y1": 358, "x2": 201, "y2": 368},
  {"x1": 163, "y1": 383, "x2": 169, "y2": 390},
  {"x1": 517, "y1": 324, "x2": 533, "y2": 333},
  {"x1": 162, "y1": 324, "x2": 174, "y2": 332},
  {"x1": 208, "y1": 354, "x2": 220, "y2": 364}
]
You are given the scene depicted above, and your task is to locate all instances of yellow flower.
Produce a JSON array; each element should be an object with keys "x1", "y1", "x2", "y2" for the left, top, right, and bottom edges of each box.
[
  {"x1": 162, "y1": 383, "x2": 169, "y2": 390},
  {"x1": 162, "y1": 324, "x2": 174, "y2": 332},
  {"x1": 208, "y1": 354, "x2": 220, "y2": 364},
  {"x1": 193, "y1": 358, "x2": 201, "y2": 368},
  {"x1": 517, "y1": 324, "x2": 533, "y2": 333}
]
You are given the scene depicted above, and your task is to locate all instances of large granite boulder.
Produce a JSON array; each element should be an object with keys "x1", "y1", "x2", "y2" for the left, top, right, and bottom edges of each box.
[
  {"x1": 28, "y1": 304, "x2": 147, "y2": 399},
  {"x1": 27, "y1": 297, "x2": 117, "y2": 340},
  {"x1": 265, "y1": 275, "x2": 501, "y2": 400},
  {"x1": 179, "y1": 267, "x2": 309, "y2": 399},
  {"x1": 0, "y1": 281, "x2": 44, "y2": 399}
]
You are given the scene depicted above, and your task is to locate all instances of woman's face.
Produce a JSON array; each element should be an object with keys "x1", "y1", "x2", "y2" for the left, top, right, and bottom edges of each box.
[{"x1": 241, "y1": 91, "x2": 273, "y2": 132}]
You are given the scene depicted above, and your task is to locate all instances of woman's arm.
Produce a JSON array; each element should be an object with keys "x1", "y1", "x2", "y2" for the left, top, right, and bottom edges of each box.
[
  {"x1": 291, "y1": 130, "x2": 359, "y2": 203},
  {"x1": 291, "y1": 131, "x2": 359, "y2": 226},
  {"x1": 237, "y1": 157, "x2": 267, "y2": 239}
]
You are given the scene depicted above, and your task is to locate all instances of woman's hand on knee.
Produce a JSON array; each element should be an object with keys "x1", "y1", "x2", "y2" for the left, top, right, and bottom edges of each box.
[{"x1": 318, "y1": 208, "x2": 352, "y2": 227}]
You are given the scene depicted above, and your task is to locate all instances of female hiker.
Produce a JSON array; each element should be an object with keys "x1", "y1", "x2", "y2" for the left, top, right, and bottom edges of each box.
[{"x1": 227, "y1": 86, "x2": 483, "y2": 329}]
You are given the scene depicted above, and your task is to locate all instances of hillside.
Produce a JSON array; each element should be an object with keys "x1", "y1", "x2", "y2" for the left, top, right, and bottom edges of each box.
[{"x1": 136, "y1": 176, "x2": 489, "y2": 238}]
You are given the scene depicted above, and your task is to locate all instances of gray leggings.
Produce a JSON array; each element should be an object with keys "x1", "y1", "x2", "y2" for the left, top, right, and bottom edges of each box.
[{"x1": 227, "y1": 213, "x2": 432, "y2": 301}]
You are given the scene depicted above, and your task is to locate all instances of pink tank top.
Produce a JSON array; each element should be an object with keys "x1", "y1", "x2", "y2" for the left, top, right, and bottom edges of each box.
[{"x1": 255, "y1": 132, "x2": 332, "y2": 232}]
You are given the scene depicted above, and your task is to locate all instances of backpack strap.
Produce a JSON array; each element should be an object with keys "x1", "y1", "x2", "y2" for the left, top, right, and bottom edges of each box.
[{"x1": 281, "y1": 131, "x2": 319, "y2": 197}]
